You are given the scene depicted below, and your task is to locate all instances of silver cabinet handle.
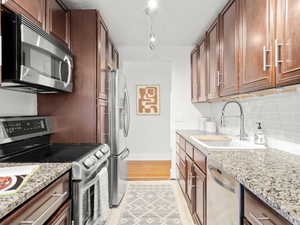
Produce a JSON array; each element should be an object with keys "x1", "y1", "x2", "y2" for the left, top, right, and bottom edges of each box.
[
  {"x1": 20, "y1": 192, "x2": 68, "y2": 225},
  {"x1": 263, "y1": 46, "x2": 271, "y2": 71},
  {"x1": 275, "y1": 39, "x2": 283, "y2": 67},
  {"x1": 249, "y1": 212, "x2": 270, "y2": 225}
]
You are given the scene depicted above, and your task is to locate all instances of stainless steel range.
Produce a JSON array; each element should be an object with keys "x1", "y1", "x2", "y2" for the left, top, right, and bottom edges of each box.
[{"x1": 0, "y1": 116, "x2": 110, "y2": 225}]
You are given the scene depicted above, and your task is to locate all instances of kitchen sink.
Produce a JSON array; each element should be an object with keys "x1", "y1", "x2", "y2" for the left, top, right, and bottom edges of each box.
[{"x1": 190, "y1": 135, "x2": 266, "y2": 151}]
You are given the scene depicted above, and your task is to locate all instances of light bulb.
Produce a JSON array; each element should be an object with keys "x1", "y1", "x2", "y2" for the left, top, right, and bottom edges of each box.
[
  {"x1": 147, "y1": 0, "x2": 158, "y2": 12},
  {"x1": 149, "y1": 33, "x2": 156, "y2": 43}
]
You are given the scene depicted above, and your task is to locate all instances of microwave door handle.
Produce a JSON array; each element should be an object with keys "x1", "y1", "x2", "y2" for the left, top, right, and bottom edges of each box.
[{"x1": 63, "y1": 56, "x2": 72, "y2": 88}]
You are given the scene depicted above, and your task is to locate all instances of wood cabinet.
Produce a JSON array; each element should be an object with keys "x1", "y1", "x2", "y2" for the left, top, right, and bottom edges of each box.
[
  {"x1": 46, "y1": 200, "x2": 72, "y2": 225},
  {"x1": 198, "y1": 39, "x2": 207, "y2": 102},
  {"x1": 219, "y1": 0, "x2": 239, "y2": 96},
  {"x1": 38, "y1": 10, "x2": 116, "y2": 144},
  {"x1": 0, "y1": 173, "x2": 71, "y2": 225},
  {"x1": 207, "y1": 19, "x2": 220, "y2": 100},
  {"x1": 97, "y1": 99, "x2": 108, "y2": 144},
  {"x1": 3, "y1": 0, "x2": 46, "y2": 28},
  {"x1": 276, "y1": 0, "x2": 300, "y2": 86},
  {"x1": 244, "y1": 189, "x2": 291, "y2": 225},
  {"x1": 194, "y1": 165, "x2": 206, "y2": 225},
  {"x1": 239, "y1": 0, "x2": 275, "y2": 93},
  {"x1": 191, "y1": 47, "x2": 199, "y2": 103},
  {"x1": 98, "y1": 19, "x2": 108, "y2": 100},
  {"x1": 186, "y1": 155, "x2": 194, "y2": 206},
  {"x1": 46, "y1": 0, "x2": 70, "y2": 47},
  {"x1": 176, "y1": 133, "x2": 207, "y2": 225}
]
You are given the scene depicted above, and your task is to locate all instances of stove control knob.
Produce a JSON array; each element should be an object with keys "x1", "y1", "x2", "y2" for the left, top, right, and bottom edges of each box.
[
  {"x1": 101, "y1": 145, "x2": 110, "y2": 154},
  {"x1": 95, "y1": 150, "x2": 104, "y2": 159},
  {"x1": 83, "y1": 156, "x2": 96, "y2": 169}
]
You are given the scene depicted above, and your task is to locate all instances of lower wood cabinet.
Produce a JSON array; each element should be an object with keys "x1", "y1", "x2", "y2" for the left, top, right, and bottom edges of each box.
[
  {"x1": 0, "y1": 173, "x2": 71, "y2": 225},
  {"x1": 176, "y1": 133, "x2": 207, "y2": 225},
  {"x1": 46, "y1": 200, "x2": 72, "y2": 225},
  {"x1": 194, "y1": 165, "x2": 206, "y2": 225},
  {"x1": 244, "y1": 189, "x2": 291, "y2": 225}
]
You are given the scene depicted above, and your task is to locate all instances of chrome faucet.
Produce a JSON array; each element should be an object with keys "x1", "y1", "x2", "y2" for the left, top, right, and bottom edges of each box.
[{"x1": 220, "y1": 100, "x2": 248, "y2": 140}]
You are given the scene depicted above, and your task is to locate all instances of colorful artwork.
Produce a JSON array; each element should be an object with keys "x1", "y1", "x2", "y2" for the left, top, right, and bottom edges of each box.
[{"x1": 137, "y1": 85, "x2": 160, "y2": 115}]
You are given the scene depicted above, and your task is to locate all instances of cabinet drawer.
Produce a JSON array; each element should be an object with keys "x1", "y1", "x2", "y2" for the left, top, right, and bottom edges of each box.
[
  {"x1": 176, "y1": 153, "x2": 180, "y2": 167},
  {"x1": 244, "y1": 190, "x2": 291, "y2": 225},
  {"x1": 179, "y1": 136, "x2": 186, "y2": 150},
  {"x1": 46, "y1": 200, "x2": 71, "y2": 225},
  {"x1": 178, "y1": 145, "x2": 186, "y2": 161},
  {"x1": 194, "y1": 148, "x2": 206, "y2": 174},
  {"x1": 186, "y1": 142, "x2": 194, "y2": 159},
  {"x1": 1, "y1": 173, "x2": 70, "y2": 225}
]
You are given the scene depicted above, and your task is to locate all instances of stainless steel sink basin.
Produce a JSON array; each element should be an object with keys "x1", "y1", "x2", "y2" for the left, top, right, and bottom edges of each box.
[{"x1": 190, "y1": 135, "x2": 266, "y2": 151}]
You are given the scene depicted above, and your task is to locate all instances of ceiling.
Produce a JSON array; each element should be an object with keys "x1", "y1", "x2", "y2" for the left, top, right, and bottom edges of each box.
[{"x1": 63, "y1": 0, "x2": 228, "y2": 47}]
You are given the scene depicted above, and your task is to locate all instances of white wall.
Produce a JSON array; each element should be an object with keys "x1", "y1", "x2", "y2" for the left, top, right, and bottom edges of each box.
[
  {"x1": 0, "y1": 89, "x2": 37, "y2": 116},
  {"x1": 123, "y1": 61, "x2": 172, "y2": 160}
]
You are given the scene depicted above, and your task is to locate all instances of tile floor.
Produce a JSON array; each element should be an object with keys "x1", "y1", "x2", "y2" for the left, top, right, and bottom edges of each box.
[{"x1": 106, "y1": 180, "x2": 195, "y2": 225}]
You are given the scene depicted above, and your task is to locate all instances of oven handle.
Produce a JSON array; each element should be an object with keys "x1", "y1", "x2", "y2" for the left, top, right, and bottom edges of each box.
[{"x1": 20, "y1": 192, "x2": 68, "y2": 225}]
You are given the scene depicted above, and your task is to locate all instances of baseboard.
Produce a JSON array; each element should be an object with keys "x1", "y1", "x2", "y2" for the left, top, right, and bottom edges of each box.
[{"x1": 128, "y1": 160, "x2": 171, "y2": 181}]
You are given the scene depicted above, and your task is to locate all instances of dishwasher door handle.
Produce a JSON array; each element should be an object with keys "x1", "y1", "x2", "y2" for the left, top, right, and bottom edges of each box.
[{"x1": 208, "y1": 166, "x2": 235, "y2": 193}]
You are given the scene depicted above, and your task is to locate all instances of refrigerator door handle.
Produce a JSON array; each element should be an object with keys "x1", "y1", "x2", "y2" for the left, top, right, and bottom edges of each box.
[{"x1": 123, "y1": 88, "x2": 130, "y2": 137}]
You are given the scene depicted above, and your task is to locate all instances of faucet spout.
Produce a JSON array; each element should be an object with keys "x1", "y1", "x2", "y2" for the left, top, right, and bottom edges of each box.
[{"x1": 220, "y1": 100, "x2": 248, "y2": 140}]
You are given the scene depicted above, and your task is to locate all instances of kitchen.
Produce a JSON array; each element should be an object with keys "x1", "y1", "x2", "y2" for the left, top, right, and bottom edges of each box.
[{"x1": 0, "y1": 0, "x2": 300, "y2": 225}]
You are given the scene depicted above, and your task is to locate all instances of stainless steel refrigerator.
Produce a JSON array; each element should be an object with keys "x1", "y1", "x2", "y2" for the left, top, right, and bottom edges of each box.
[{"x1": 108, "y1": 69, "x2": 130, "y2": 207}]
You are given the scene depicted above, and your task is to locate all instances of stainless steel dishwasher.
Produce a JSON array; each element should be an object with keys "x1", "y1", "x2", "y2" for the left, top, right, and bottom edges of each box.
[{"x1": 207, "y1": 162, "x2": 241, "y2": 225}]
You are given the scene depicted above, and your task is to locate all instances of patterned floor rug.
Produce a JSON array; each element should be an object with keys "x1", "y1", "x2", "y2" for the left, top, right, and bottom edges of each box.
[{"x1": 118, "y1": 183, "x2": 184, "y2": 225}]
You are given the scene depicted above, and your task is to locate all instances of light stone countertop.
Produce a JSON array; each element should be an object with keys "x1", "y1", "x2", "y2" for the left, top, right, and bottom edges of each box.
[
  {"x1": 0, "y1": 163, "x2": 72, "y2": 220},
  {"x1": 177, "y1": 129, "x2": 300, "y2": 225}
]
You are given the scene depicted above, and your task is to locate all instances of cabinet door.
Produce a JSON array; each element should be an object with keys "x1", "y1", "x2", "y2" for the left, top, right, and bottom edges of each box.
[
  {"x1": 198, "y1": 40, "x2": 207, "y2": 102},
  {"x1": 97, "y1": 99, "x2": 108, "y2": 144},
  {"x1": 239, "y1": 0, "x2": 275, "y2": 93},
  {"x1": 219, "y1": 0, "x2": 239, "y2": 96},
  {"x1": 98, "y1": 21, "x2": 108, "y2": 100},
  {"x1": 46, "y1": 0, "x2": 70, "y2": 47},
  {"x1": 3, "y1": 0, "x2": 45, "y2": 28},
  {"x1": 46, "y1": 200, "x2": 72, "y2": 225},
  {"x1": 207, "y1": 19, "x2": 220, "y2": 99},
  {"x1": 191, "y1": 47, "x2": 199, "y2": 103},
  {"x1": 276, "y1": 0, "x2": 300, "y2": 86},
  {"x1": 186, "y1": 156, "x2": 194, "y2": 210},
  {"x1": 107, "y1": 39, "x2": 113, "y2": 69},
  {"x1": 194, "y1": 165, "x2": 206, "y2": 225}
]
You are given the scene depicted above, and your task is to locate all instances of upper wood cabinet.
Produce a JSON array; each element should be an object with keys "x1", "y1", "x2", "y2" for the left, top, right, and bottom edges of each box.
[
  {"x1": 207, "y1": 19, "x2": 220, "y2": 100},
  {"x1": 219, "y1": 0, "x2": 239, "y2": 96},
  {"x1": 191, "y1": 47, "x2": 200, "y2": 103},
  {"x1": 3, "y1": 0, "x2": 46, "y2": 28},
  {"x1": 198, "y1": 39, "x2": 207, "y2": 102},
  {"x1": 46, "y1": 0, "x2": 70, "y2": 47},
  {"x1": 239, "y1": 0, "x2": 275, "y2": 93},
  {"x1": 276, "y1": 0, "x2": 300, "y2": 86},
  {"x1": 97, "y1": 99, "x2": 108, "y2": 144},
  {"x1": 97, "y1": 19, "x2": 108, "y2": 100}
]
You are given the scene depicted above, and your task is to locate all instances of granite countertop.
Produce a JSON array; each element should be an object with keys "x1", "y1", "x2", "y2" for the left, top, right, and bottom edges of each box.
[
  {"x1": 177, "y1": 129, "x2": 300, "y2": 225},
  {"x1": 0, "y1": 163, "x2": 72, "y2": 220}
]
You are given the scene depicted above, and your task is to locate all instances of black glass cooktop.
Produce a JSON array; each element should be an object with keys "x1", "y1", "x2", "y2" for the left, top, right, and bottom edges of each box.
[{"x1": 1, "y1": 143, "x2": 100, "y2": 163}]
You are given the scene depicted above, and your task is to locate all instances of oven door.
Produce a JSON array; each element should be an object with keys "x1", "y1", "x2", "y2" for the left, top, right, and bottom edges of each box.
[
  {"x1": 78, "y1": 175, "x2": 100, "y2": 225},
  {"x1": 19, "y1": 20, "x2": 73, "y2": 92}
]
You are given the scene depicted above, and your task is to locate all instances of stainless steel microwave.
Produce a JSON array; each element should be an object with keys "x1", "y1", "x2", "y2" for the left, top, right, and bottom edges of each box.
[{"x1": 1, "y1": 9, "x2": 73, "y2": 93}]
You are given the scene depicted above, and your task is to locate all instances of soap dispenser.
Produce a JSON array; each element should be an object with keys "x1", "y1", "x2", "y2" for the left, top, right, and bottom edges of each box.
[{"x1": 254, "y1": 122, "x2": 266, "y2": 145}]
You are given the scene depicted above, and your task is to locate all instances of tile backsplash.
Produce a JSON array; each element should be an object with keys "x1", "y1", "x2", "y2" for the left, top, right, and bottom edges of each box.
[{"x1": 206, "y1": 88, "x2": 300, "y2": 153}]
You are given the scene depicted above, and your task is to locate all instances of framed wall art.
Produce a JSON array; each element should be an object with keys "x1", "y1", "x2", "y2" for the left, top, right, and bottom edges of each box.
[{"x1": 136, "y1": 85, "x2": 160, "y2": 115}]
